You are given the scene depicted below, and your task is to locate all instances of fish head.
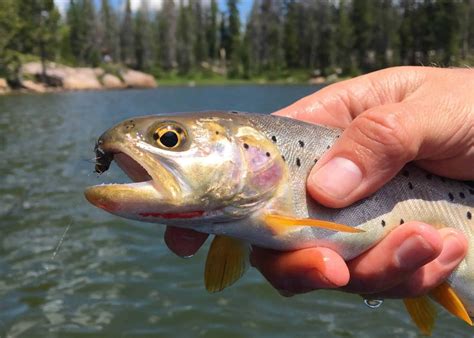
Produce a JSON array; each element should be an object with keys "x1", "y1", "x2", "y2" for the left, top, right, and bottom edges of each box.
[{"x1": 85, "y1": 112, "x2": 288, "y2": 227}]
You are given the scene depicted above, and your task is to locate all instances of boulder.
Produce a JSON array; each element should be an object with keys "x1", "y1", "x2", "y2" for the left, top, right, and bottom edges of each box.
[
  {"x1": 122, "y1": 70, "x2": 157, "y2": 88},
  {"x1": 62, "y1": 68, "x2": 103, "y2": 90},
  {"x1": 308, "y1": 76, "x2": 326, "y2": 85},
  {"x1": 0, "y1": 78, "x2": 10, "y2": 94},
  {"x1": 102, "y1": 74, "x2": 126, "y2": 89},
  {"x1": 22, "y1": 80, "x2": 46, "y2": 93}
]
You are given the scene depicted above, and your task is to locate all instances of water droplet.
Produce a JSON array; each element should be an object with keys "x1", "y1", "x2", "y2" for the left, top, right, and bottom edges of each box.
[{"x1": 364, "y1": 298, "x2": 384, "y2": 309}]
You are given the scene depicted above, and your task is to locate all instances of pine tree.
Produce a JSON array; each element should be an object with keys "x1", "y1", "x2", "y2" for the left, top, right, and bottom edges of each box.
[
  {"x1": 192, "y1": 0, "x2": 207, "y2": 67},
  {"x1": 335, "y1": 0, "x2": 355, "y2": 74},
  {"x1": 283, "y1": 0, "x2": 299, "y2": 69},
  {"x1": 157, "y1": 0, "x2": 177, "y2": 71},
  {"x1": 206, "y1": 0, "x2": 219, "y2": 61},
  {"x1": 227, "y1": 0, "x2": 241, "y2": 77},
  {"x1": 100, "y1": 0, "x2": 120, "y2": 63},
  {"x1": 176, "y1": 0, "x2": 194, "y2": 75},
  {"x1": 134, "y1": 1, "x2": 153, "y2": 71},
  {"x1": 0, "y1": 0, "x2": 21, "y2": 81},
  {"x1": 120, "y1": 0, "x2": 134, "y2": 66},
  {"x1": 351, "y1": 0, "x2": 375, "y2": 71}
]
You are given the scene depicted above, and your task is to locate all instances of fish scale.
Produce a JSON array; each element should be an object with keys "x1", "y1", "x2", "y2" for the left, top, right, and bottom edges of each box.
[
  {"x1": 85, "y1": 111, "x2": 474, "y2": 332},
  {"x1": 249, "y1": 113, "x2": 474, "y2": 318}
]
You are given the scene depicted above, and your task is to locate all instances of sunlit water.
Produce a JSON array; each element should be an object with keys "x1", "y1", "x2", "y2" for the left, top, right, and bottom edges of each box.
[{"x1": 0, "y1": 86, "x2": 471, "y2": 337}]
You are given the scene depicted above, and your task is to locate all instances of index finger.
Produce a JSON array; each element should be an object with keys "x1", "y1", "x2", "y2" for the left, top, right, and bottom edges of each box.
[{"x1": 273, "y1": 66, "x2": 425, "y2": 128}]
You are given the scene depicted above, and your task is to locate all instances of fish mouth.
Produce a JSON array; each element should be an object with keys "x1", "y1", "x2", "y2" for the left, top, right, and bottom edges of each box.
[{"x1": 85, "y1": 143, "x2": 204, "y2": 222}]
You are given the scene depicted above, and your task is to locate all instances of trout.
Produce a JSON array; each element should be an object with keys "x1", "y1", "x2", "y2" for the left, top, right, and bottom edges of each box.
[{"x1": 85, "y1": 111, "x2": 474, "y2": 334}]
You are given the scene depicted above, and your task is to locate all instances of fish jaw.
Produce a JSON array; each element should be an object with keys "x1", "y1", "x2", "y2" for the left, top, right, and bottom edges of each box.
[{"x1": 85, "y1": 112, "x2": 287, "y2": 226}]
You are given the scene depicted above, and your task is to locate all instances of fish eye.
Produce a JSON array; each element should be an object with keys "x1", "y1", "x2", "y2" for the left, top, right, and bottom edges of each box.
[{"x1": 152, "y1": 124, "x2": 186, "y2": 150}]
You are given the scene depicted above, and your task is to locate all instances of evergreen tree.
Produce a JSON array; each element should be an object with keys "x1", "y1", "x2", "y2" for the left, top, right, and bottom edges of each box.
[
  {"x1": 335, "y1": 0, "x2": 355, "y2": 74},
  {"x1": 206, "y1": 0, "x2": 219, "y2": 61},
  {"x1": 176, "y1": 0, "x2": 194, "y2": 75},
  {"x1": 120, "y1": 0, "x2": 134, "y2": 66},
  {"x1": 134, "y1": 1, "x2": 153, "y2": 71},
  {"x1": 227, "y1": 0, "x2": 241, "y2": 77},
  {"x1": 351, "y1": 0, "x2": 375, "y2": 71},
  {"x1": 157, "y1": 0, "x2": 177, "y2": 71},
  {"x1": 283, "y1": 0, "x2": 300, "y2": 69},
  {"x1": 192, "y1": 0, "x2": 207, "y2": 67},
  {"x1": 0, "y1": 0, "x2": 21, "y2": 81},
  {"x1": 100, "y1": 0, "x2": 120, "y2": 63}
]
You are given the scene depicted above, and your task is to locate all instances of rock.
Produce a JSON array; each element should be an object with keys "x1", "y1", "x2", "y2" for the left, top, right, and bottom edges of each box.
[
  {"x1": 101, "y1": 74, "x2": 126, "y2": 89},
  {"x1": 122, "y1": 70, "x2": 157, "y2": 88},
  {"x1": 308, "y1": 76, "x2": 326, "y2": 85},
  {"x1": 326, "y1": 74, "x2": 338, "y2": 83},
  {"x1": 62, "y1": 68, "x2": 102, "y2": 90},
  {"x1": 0, "y1": 78, "x2": 10, "y2": 94},
  {"x1": 22, "y1": 80, "x2": 46, "y2": 93}
]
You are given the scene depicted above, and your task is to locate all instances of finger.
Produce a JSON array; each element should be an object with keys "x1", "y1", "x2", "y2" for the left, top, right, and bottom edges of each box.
[
  {"x1": 250, "y1": 246, "x2": 349, "y2": 295},
  {"x1": 307, "y1": 101, "x2": 423, "y2": 208},
  {"x1": 372, "y1": 228, "x2": 468, "y2": 299},
  {"x1": 344, "y1": 222, "x2": 443, "y2": 294},
  {"x1": 164, "y1": 226, "x2": 209, "y2": 258},
  {"x1": 273, "y1": 66, "x2": 424, "y2": 128}
]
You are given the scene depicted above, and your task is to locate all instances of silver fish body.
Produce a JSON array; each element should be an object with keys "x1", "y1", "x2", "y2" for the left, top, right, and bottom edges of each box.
[{"x1": 85, "y1": 111, "x2": 474, "y2": 318}]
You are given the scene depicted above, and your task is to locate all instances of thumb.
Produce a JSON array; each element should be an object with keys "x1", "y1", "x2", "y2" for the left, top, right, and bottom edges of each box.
[{"x1": 307, "y1": 103, "x2": 421, "y2": 208}]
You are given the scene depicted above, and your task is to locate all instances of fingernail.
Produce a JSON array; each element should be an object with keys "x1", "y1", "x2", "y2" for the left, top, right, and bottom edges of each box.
[
  {"x1": 438, "y1": 233, "x2": 465, "y2": 266},
  {"x1": 395, "y1": 235, "x2": 435, "y2": 270},
  {"x1": 310, "y1": 157, "x2": 362, "y2": 199}
]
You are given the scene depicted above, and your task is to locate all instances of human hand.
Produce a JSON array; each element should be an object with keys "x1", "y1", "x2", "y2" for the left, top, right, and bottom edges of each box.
[
  {"x1": 254, "y1": 66, "x2": 472, "y2": 297},
  {"x1": 165, "y1": 66, "x2": 472, "y2": 298}
]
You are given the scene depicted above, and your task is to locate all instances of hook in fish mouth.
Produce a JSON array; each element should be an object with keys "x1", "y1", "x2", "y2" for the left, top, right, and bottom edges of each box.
[{"x1": 94, "y1": 141, "x2": 114, "y2": 174}]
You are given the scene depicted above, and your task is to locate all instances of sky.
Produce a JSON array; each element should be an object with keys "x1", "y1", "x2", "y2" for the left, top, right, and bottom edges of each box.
[{"x1": 53, "y1": 0, "x2": 253, "y2": 20}]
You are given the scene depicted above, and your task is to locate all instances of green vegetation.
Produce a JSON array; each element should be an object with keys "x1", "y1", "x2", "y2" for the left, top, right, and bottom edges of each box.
[{"x1": 0, "y1": 0, "x2": 473, "y2": 87}]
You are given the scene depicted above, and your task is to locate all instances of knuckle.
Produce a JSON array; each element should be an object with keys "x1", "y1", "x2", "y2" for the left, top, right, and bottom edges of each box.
[{"x1": 349, "y1": 109, "x2": 418, "y2": 162}]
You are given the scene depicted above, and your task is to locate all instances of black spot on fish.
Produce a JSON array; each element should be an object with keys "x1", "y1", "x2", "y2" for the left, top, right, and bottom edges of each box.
[
  {"x1": 296, "y1": 158, "x2": 301, "y2": 167},
  {"x1": 271, "y1": 135, "x2": 277, "y2": 143},
  {"x1": 231, "y1": 111, "x2": 239, "y2": 114},
  {"x1": 215, "y1": 131, "x2": 219, "y2": 135},
  {"x1": 326, "y1": 145, "x2": 331, "y2": 149},
  {"x1": 448, "y1": 193, "x2": 454, "y2": 201},
  {"x1": 426, "y1": 173, "x2": 433, "y2": 180},
  {"x1": 381, "y1": 220, "x2": 386, "y2": 227},
  {"x1": 314, "y1": 159, "x2": 318, "y2": 163},
  {"x1": 243, "y1": 143, "x2": 249, "y2": 149},
  {"x1": 440, "y1": 177, "x2": 446, "y2": 183},
  {"x1": 408, "y1": 182, "x2": 414, "y2": 190},
  {"x1": 468, "y1": 211, "x2": 472, "y2": 220},
  {"x1": 400, "y1": 219, "x2": 404, "y2": 225},
  {"x1": 281, "y1": 155, "x2": 286, "y2": 162},
  {"x1": 266, "y1": 152, "x2": 270, "y2": 157},
  {"x1": 459, "y1": 192, "x2": 466, "y2": 199},
  {"x1": 402, "y1": 170, "x2": 409, "y2": 177},
  {"x1": 298, "y1": 140, "x2": 304, "y2": 148}
]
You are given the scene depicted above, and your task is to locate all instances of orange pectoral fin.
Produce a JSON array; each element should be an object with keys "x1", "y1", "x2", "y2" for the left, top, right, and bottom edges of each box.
[{"x1": 264, "y1": 214, "x2": 364, "y2": 236}]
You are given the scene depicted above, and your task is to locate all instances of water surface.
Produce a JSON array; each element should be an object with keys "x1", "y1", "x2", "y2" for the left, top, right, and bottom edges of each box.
[{"x1": 0, "y1": 86, "x2": 470, "y2": 337}]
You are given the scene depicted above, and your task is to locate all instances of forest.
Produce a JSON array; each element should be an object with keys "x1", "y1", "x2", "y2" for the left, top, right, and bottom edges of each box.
[{"x1": 0, "y1": 0, "x2": 473, "y2": 85}]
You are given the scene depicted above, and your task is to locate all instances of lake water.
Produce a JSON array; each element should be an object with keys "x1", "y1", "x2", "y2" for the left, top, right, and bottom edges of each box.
[{"x1": 0, "y1": 86, "x2": 471, "y2": 337}]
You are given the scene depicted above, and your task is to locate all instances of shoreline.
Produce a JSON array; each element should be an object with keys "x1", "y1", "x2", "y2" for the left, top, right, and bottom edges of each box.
[{"x1": 0, "y1": 61, "x2": 344, "y2": 95}]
